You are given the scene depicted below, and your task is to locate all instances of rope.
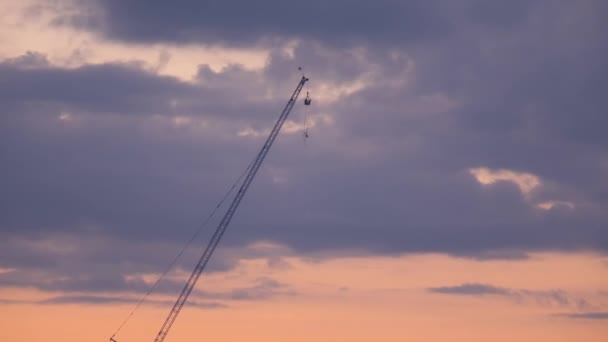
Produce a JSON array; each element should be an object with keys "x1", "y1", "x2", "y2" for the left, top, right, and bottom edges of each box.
[{"x1": 110, "y1": 156, "x2": 257, "y2": 341}]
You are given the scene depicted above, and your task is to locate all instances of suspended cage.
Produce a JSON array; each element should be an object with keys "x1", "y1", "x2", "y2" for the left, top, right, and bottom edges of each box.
[{"x1": 304, "y1": 91, "x2": 312, "y2": 105}]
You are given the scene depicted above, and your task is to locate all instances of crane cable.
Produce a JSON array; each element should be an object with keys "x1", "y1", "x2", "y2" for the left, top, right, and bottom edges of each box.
[{"x1": 110, "y1": 156, "x2": 257, "y2": 341}]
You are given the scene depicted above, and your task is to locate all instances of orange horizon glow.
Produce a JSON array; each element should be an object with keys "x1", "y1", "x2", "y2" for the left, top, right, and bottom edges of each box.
[{"x1": 1, "y1": 252, "x2": 606, "y2": 341}]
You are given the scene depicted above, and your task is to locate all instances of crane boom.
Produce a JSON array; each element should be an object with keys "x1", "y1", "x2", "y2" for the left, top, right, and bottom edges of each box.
[{"x1": 153, "y1": 75, "x2": 309, "y2": 342}]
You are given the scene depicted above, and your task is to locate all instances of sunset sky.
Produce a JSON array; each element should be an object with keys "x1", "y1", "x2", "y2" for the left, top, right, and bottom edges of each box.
[{"x1": 1, "y1": 1, "x2": 607, "y2": 341}]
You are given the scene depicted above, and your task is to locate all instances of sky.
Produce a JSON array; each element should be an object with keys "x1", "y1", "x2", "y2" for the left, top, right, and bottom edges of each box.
[{"x1": 0, "y1": 0, "x2": 607, "y2": 341}]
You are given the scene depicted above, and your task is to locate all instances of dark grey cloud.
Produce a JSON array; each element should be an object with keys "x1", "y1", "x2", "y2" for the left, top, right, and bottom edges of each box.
[
  {"x1": 3, "y1": 51, "x2": 51, "y2": 68},
  {"x1": 428, "y1": 283, "x2": 597, "y2": 312},
  {"x1": 1, "y1": 0, "x2": 607, "y2": 296},
  {"x1": 557, "y1": 312, "x2": 608, "y2": 320},
  {"x1": 0, "y1": 298, "x2": 27, "y2": 305},
  {"x1": 197, "y1": 277, "x2": 295, "y2": 301},
  {"x1": 60, "y1": 0, "x2": 461, "y2": 47},
  {"x1": 429, "y1": 283, "x2": 509, "y2": 296},
  {"x1": 1, "y1": 37, "x2": 606, "y2": 257},
  {"x1": 0, "y1": 295, "x2": 226, "y2": 309},
  {"x1": 429, "y1": 283, "x2": 608, "y2": 320},
  {"x1": 0, "y1": 233, "x2": 292, "y2": 296},
  {"x1": 52, "y1": 0, "x2": 555, "y2": 49},
  {"x1": 0, "y1": 58, "x2": 194, "y2": 115},
  {"x1": 0, "y1": 264, "x2": 184, "y2": 294},
  {"x1": 0, "y1": 252, "x2": 291, "y2": 303}
]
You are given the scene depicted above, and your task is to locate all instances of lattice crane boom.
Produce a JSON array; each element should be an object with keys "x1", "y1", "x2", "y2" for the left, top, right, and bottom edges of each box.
[{"x1": 153, "y1": 75, "x2": 309, "y2": 342}]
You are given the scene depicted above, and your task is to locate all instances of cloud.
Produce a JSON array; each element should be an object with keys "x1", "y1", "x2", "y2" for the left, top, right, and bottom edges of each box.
[
  {"x1": 428, "y1": 283, "x2": 597, "y2": 312},
  {"x1": 0, "y1": 295, "x2": 226, "y2": 309},
  {"x1": 0, "y1": 59, "x2": 197, "y2": 115},
  {"x1": 61, "y1": 0, "x2": 459, "y2": 46},
  {"x1": 0, "y1": 298, "x2": 28, "y2": 305},
  {"x1": 429, "y1": 283, "x2": 509, "y2": 296},
  {"x1": 1, "y1": 40, "x2": 607, "y2": 261},
  {"x1": 3, "y1": 51, "x2": 51, "y2": 68},
  {"x1": 557, "y1": 312, "x2": 608, "y2": 320},
  {"x1": 197, "y1": 277, "x2": 295, "y2": 301},
  {"x1": 469, "y1": 168, "x2": 540, "y2": 196},
  {"x1": 1, "y1": 0, "x2": 607, "y2": 296},
  {"x1": 0, "y1": 277, "x2": 291, "y2": 306},
  {"x1": 0, "y1": 232, "x2": 295, "y2": 299}
]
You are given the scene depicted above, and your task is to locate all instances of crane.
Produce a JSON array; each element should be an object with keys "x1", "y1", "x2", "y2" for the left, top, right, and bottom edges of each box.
[{"x1": 152, "y1": 75, "x2": 310, "y2": 342}]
